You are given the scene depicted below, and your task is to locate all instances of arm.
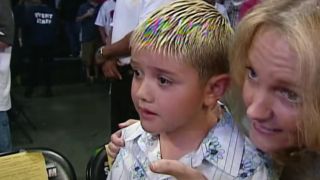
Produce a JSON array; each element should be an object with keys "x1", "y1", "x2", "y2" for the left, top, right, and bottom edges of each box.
[
  {"x1": 76, "y1": 7, "x2": 95, "y2": 22},
  {"x1": 0, "y1": 0, "x2": 14, "y2": 49},
  {"x1": 96, "y1": 32, "x2": 132, "y2": 64},
  {"x1": 95, "y1": 3, "x2": 108, "y2": 44},
  {"x1": 106, "y1": 28, "x2": 112, "y2": 46},
  {"x1": 98, "y1": 26, "x2": 107, "y2": 44}
]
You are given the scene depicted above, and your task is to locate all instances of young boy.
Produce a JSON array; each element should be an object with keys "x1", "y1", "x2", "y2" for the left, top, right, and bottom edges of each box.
[{"x1": 107, "y1": 0, "x2": 271, "y2": 179}]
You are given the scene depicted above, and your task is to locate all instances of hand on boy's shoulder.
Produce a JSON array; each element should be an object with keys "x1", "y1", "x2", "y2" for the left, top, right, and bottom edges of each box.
[
  {"x1": 150, "y1": 159, "x2": 207, "y2": 180},
  {"x1": 105, "y1": 119, "x2": 139, "y2": 159},
  {"x1": 118, "y1": 119, "x2": 139, "y2": 129},
  {"x1": 121, "y1": 120, "x2": 142, "y2": 140}
]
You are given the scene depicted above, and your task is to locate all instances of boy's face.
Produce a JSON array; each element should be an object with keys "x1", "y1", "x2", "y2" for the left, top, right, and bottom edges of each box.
[
  {"x1": 131, "y1": 49, "x2": 207, "y2": 134},
  {"x1": 243, "y1": 27, "x2": 301, "y2": 154}
]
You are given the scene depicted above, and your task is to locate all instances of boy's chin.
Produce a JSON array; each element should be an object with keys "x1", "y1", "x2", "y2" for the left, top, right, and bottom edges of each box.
[{"x1": 141, "y1": 122, "x2": 161, "y2": 135}]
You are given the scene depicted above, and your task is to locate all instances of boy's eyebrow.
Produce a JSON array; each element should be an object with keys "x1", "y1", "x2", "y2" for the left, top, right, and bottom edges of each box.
[
  {"x1": 152, "y1": 66, "x2": 177, "y2": 76},
  {"x1": 131, "y1": 58, "x2": 177, "y2": 76},
  {"x1": 130, "y1": 58, "x2": 139, "y2": 66}
]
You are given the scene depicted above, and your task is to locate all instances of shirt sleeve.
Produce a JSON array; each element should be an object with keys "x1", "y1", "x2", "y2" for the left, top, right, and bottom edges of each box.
[
  {"x1": 95, "y1": 3, "x2": 106, "y2": 26},
  {"x1": 138, "y1": 0, "x2": 167, "y2": 24},
  {"x1": 0, "y1": 0, "x2": 14, "y2": 45}
]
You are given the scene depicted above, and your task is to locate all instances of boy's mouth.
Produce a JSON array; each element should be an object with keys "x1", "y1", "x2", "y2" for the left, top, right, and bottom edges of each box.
[{"x1": 139, "y1": 107, "x2": 157, "y2": 120}]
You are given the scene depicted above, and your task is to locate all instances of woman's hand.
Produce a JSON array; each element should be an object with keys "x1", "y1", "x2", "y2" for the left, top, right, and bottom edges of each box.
[
  {"x1": 150, "y1": 159, "x2": 207, "y2": 180},
  {"x1": 105, "y1": 119, "x2": 139, "y2": 158}
]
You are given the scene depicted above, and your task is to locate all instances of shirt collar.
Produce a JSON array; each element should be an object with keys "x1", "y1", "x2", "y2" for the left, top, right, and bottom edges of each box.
[
  {"x1": 192, "y1": 104, "x2": 245, "y2": 177},
  {"x1": 135, "y1": 104, "x2": 245, "y2": 177}
]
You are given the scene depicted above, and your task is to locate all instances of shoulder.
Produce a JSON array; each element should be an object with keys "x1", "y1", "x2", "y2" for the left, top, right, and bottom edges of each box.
[
  {"x1": 102, "y1": 0, "x2": 114, "y2": 7},
  {"x1": 79, "y1": 3, "x2": 88, "y2": 10},
  {"x1": 197, "y1": 103, "x2": 247, "y2": 177},
  {"x1": 237, "y1": 138, "x2": 275, "y2": 179},
  {"x1": 121, "y1": 121, "x2": 144, "y2": 142}
]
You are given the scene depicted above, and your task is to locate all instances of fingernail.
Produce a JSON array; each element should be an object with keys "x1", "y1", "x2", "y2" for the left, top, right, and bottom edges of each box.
[
  {"x1": 149, "y1": 163, "x2": 155, "y2": 170},
  {"x1": 150, "y1": 162, "x2": 157, "y2": 169},
  {"x1": 118, "y1": 123, "x2": 124, "y2": 127}
]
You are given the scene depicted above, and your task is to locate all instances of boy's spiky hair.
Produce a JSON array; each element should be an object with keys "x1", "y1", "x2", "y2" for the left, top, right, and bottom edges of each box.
[{"x1": 130, "y1": 0, "x2": 233, "y2": 82}]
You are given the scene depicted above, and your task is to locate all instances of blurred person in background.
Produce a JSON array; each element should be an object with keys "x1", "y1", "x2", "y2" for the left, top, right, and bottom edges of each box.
[
  {"x1": 58, "y1": 0, "x2": 82, "y2": 57},
  {"x1": 77, "y1": 0, "x2": 100, "y2": 84},
  {"x1": 23, "y1": 0, "x2": 58, "y2": 97},
  {"x1": 0, "y1": 0, "x2": 14, "y2": 152}
]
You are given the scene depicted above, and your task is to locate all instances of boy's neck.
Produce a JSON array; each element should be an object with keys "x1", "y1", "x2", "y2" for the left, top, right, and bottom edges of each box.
[{"x1": 159, "y1": 112, "x2": 219, "y2": 160}]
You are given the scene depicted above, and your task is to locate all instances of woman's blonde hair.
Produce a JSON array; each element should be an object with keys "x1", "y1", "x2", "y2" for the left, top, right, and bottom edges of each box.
[
  {"x1": 230, "y1": 0, "x2": 320, "y2": 152},
  {"x1": 130, "y1": 0, "x2": 233, "y2": 82}
]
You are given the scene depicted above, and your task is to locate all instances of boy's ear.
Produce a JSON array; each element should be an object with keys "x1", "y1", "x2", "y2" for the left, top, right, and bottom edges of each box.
[{"x1": 204, "y1": 74, "x2": 230, "y2": 106}]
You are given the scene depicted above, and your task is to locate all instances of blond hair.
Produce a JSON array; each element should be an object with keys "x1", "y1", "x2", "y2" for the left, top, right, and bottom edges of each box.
[
  {"x1": 230, "y1": 0, "x2": 320, "y2": 151},
  {"x1": 130, "y1": 0, "x2": 233, "y2": 82}
]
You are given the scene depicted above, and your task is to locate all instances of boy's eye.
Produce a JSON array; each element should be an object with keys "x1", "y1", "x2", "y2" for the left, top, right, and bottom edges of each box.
[
  {"x1": 279, "y1": 88, "x2": 301, "y2": 103},
  {"x1": 246, "y1": 66, "x2": 257, "y2": 80},
  {"x1": 133, "y1": 69, "x2": 142, "y2": 77},
  {"x1": 158, "y1": 76, "x2": 172, "y2": 86}
]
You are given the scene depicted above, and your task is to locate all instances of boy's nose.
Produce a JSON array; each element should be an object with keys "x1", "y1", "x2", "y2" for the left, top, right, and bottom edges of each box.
[{"x1": 136, "y1": 80, "x2": 153, "y2": 103}]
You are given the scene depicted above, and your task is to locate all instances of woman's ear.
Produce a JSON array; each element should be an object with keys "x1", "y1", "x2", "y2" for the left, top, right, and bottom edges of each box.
[{"x1": 204, "y1": 74, "x2": 230, "y2": 106}]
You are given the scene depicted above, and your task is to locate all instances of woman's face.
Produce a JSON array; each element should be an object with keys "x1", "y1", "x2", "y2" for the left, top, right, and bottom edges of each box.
[{"x1": 243, "y1": 27, "x2": 302, "y2": 154}]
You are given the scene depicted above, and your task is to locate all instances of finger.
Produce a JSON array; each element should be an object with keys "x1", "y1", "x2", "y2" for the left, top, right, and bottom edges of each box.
[
  {"x1": 150, "y1": 160, "x2": 207, "y2": 180},
  {"x1": 105, "y1": 143, "x2": 119, "y2": 159},
  {"x1": 118, "y1": 119, "x2": 139, "y2": 128},
  {"x1": 111, "y1": 68, "x2": 121, "y2": 79},
  {"x1": 150, "y1": 160, "x2": 185, "y2": 176},
  {"x1": 113, "y1": 67, "x2": 122, "y2": 80},
  {"x1": 108, "y1": 69, "x2": 116, "y2": 78},
  {"x1": 110, "y1": 130, "x2": 124, "y2": 147},
  {"x1": 102, "y1": 63, "x2": 111, "y2": 77},
  {"x1": 105, "y1": 65, "x2": 117, "y2": 78},
  {"x1": 95, "y1": 56, "x2": 105, "y2": 65},
  {"x1": 108, "y1": 142, "x2": 121, "y2": 156}
]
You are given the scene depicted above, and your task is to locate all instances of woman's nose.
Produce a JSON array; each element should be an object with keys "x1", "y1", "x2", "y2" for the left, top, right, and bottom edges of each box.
[{"x1": 246, "y1": 91, "x2": 273, "y2": 121}]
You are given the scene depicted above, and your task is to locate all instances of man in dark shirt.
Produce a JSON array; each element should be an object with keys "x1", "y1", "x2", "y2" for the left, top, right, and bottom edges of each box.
[{"x1": 24, "y1": 0, "x2": 57, "y2": 97}]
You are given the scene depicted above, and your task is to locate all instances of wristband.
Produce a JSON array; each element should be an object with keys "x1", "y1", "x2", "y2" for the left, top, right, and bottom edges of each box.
[{"x1": 98, "y1": 46, "x2": 104, "y2": 57}]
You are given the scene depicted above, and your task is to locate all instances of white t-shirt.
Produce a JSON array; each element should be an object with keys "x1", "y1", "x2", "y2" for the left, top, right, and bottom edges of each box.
[
  {"x1": 111, "y1": 0, "x2": 174, "y2": 65},
  {"x1": 0, "y1": 47, "x2": 11, "y2": 111},
  {"x1": 216, "y1": 2, "x2": 231, "y2": 23},
  {"x1": 95, "y1": 0, "x2": 116, "y2": 38}
]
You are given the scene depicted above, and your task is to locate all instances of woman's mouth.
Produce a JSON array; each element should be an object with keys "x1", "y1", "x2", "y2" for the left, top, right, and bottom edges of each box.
[{"x1": 252, "y1": 121, "x2": 282, "y2": 135}]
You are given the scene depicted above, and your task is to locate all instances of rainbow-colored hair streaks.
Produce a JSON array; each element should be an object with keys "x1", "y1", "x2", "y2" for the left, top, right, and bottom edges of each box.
[{"x1": 131, "y1": 0, "x2": 233, "y2": 80}]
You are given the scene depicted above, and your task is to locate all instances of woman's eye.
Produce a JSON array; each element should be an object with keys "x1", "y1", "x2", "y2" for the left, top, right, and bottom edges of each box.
[
  {"x1": 279, "y1": 88, "x2": 300, "y2": 103},
  {"x1": 158, "y1": 76, "x2": 172, "y2": 86},
  {"x1": 246, "y1": 66, "x2": 257, "y2": 80}
]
